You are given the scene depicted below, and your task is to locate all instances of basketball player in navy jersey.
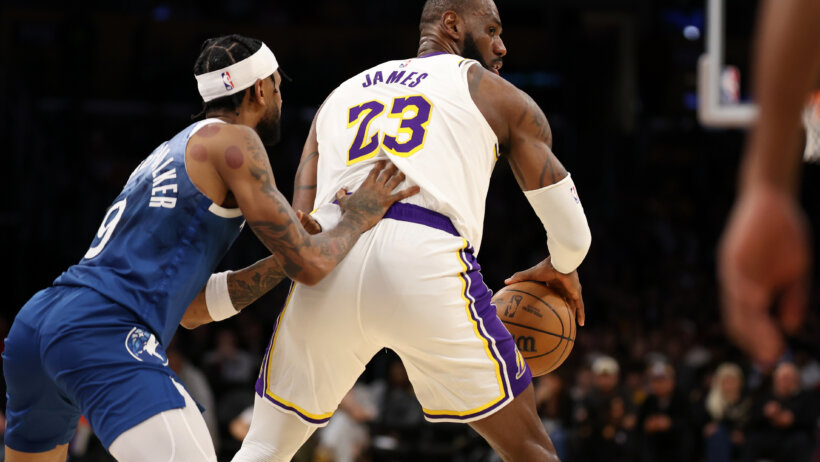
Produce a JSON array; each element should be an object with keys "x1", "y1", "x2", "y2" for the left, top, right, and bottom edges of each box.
[
  {"x1": 719, "y1": 0, "x2": 820, "y2": 369},
  {"x1": 2, "y1": 34, "x2": 416, "y2": 462},
  {"x1": 227, "y1": 1, "x2": 590, "y2": 461}
]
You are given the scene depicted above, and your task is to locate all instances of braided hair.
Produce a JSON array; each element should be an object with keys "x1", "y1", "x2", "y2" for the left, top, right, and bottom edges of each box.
[{"x1": 193, "y1": 34, "x2": 265, "y2": 115}]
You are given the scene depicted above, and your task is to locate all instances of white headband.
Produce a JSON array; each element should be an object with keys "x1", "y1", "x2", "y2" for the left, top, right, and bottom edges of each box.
[{"x1": 195, "y1": 43, "x2": 278, "y2": 102}]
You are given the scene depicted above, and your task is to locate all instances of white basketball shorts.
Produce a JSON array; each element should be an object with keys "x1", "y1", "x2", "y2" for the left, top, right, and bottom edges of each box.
[{"x1": 254, "y1": 203, "x2": 532, "y2": 425}]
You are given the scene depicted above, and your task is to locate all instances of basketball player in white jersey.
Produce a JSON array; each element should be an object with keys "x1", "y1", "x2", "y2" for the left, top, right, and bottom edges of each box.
[
  {"x1": 719, "y1": 0, "x2": 820, "y2": 369},
  {"x1": 227, "y1": 1, "x2": 591, "y2": 460}
]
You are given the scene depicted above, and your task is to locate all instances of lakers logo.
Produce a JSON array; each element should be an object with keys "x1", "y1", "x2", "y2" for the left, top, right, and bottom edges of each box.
[
  {"x1": 503, "y1": 295, "x2": 523, "y2": 318},
  {"x1": 125, "y1": 327, "x2": 168, "y2": 365}
]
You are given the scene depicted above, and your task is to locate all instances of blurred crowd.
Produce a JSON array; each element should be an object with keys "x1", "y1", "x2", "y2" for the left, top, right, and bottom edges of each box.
[{"x1": 0, "y1": 306, "x2": 817, "y2": 462}]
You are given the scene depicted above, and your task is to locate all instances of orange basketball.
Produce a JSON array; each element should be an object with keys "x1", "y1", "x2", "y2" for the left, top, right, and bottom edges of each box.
[{"x1": 493, "y1": 281, "x2": 576, "y2": 376}]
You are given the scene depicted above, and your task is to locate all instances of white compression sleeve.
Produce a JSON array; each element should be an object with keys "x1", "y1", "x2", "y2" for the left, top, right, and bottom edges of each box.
[
  {"x1": 232, "y1": 394, "x2": 318, "y2": 462},
  {"x1": 109, "y1": 379, "x2": 217, "y2": 462},
  {"x1": 523, "y1": 173, "x2": 592, "y2": 274}
]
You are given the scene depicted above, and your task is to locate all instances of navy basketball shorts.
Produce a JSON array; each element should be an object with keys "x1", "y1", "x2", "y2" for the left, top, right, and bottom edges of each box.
[{"x1": 3, "y1": 286, "x2": 187, "y2": 452}]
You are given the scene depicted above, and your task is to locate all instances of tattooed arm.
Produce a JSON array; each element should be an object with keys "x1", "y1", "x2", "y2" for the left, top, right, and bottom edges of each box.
[
  {"x1": 181, "y1": 255, "x2": 286, "y2": 329},
  {"x1": 467, "y1": 64, "x2": 587, "y2": 325},
  {"x1": 180, "y1": 210, "x2": 322, "y2": 329},
  {"x1": 466, "y1": 63, "x2": 566, "y2": 190},
  {"x1": 208, "y1": 124, "x2": 417, "y2": 286}
]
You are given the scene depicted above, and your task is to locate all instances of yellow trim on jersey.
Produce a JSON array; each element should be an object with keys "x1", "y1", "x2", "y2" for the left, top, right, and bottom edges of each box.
[
  {"x1": 263, "y1": 285, "x2": 335, "y2": 421},
  {"x1": 382, "y1": 94, "x2": 434, "y2": 158},
  {"x1": 515, "y1": 349, "x2": 527, "y2": 378},
  {"x1": 346, "y1": 100, "x2": 385, "y2": 165},
  {"x1": 422, "y1": 239, "x2": 507, "y2": 417}
]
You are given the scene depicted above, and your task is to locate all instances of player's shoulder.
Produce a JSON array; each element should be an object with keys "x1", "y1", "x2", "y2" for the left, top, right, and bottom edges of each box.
[
  {"x1": 466, "y1": 64, "x2": 529, "y2": 110},
  {"x1": 467, "y1": 64, "x2": 521, "y2": 93},
  {"x1": 189, "y1": 121, "x2": 259, "y2": 147}
]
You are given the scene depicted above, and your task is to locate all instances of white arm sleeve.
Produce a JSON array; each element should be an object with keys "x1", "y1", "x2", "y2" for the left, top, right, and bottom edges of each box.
[
  {"x1": 310, "y1": 203, "x2": 342, "y2": 231},
  {"x1": 523, "y1": 173, "x2": 592, "y2": 274}
]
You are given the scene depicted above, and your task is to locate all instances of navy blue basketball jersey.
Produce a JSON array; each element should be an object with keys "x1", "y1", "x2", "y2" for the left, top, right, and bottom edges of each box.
[{"x1": 54, "y1": 119, "x2": 245, "y2": 345}]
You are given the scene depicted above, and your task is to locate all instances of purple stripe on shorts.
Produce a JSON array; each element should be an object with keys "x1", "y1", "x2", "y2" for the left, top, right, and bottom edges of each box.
[
  {"x1": 425, "y1": 245, "x2": 532, "y2": 421},
  {"x1": 331, "y1": 201, "x2": 459, "y2": 236},
  {"x1": 254, "y1": 383, "x2": 332, "y2": 425},
  {"x1": 383, "y1": 202, "x2": 459, "y2": 236}
]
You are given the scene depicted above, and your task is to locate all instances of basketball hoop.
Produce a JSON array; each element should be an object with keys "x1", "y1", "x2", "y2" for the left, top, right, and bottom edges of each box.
[
  {"x1": 698, "y1": 0, "x2": 759, "y2": 128},
  {"x1": 803, "y1": 92, "x2": 820, "y2": 163}
]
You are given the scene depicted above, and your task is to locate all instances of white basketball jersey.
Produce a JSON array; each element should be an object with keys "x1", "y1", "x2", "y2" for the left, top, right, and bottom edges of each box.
[{"x1": 315, "y1": 53, "x2": 499, "y2": 252}]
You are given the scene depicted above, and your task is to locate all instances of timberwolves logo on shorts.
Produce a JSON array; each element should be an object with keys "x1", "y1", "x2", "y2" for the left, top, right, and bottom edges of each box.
[{"x1": 125, "y1": 327, "x2": 169, "y2": 365}]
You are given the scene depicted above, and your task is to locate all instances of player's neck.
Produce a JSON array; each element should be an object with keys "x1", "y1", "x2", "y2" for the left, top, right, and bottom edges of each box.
[
  {"x1": 205, "y1": 110, "x2": 256, "y2": 128},
  {"x1": 417, "y1": 34, "x2": 459, "y2": 58}
]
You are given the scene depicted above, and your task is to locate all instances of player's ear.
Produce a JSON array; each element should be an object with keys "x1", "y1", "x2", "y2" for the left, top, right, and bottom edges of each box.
[
  {"x1": 441, "y1": 11, "x2": 461, "y2": 41},
  {"x1": 253, "y1": 78, "x2": 267, "y2": 107}
]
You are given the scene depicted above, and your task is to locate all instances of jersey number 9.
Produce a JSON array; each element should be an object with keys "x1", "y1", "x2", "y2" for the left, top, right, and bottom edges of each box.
[{"x1": 84, "y1": 198, "x2": 127, "y2": 260}]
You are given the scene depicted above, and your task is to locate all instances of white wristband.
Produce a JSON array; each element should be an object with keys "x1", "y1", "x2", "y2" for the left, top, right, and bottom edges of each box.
[
  {"x1": 310, "y1": 203, "x2": 343, "y2": 231},
  {"x1": 205, "y1": 271, "x2": 238, "y2": 321},
  {"x1": 523, "y1": 173, "x2": 592, "y2": 274}
]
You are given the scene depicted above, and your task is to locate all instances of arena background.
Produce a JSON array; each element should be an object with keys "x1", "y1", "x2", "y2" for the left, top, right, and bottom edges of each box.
[{"x1": 1, "y1": 1, "x2": 819, "y2": 461}]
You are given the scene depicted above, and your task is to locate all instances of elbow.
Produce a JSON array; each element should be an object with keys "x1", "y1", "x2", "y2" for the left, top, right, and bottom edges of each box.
[
  {"x1": 573, "y1": 227, "x2": 592, "y2": 258},
  {"x1": 180, "y1": 318, "x2": 202, "y2": 330},
  {"x1": 292, "y1": 258, "x2": 332, "y2": 287},
  {"x1": 548, "y1": 229, "x2": 592, "y2": 274},
  {"x1": 563, "y1": 227, "x2": 593, "y2": 257},
  {"x1": 296, "y1": 271, "x2": 322, "y2": 287}
]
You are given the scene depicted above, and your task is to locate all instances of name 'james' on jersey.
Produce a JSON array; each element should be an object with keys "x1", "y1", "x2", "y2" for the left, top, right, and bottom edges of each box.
[{"x1": 315, "y1": 53, "x2": 498, "y2": 253}]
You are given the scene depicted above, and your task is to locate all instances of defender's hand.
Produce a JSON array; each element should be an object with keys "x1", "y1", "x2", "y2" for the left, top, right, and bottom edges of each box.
[
  {"x1": 505, "y1": 257, "x2": 585, "y2": 326},
  {"x1": 339, "y1": 160, "x2": 420, "y2": 231},
  {"x1": 719, "y1": 185, "x2": 811, "y2": 368},
  {"x1": 296, "y1": 210, "x2": 322, "y2": 235}
]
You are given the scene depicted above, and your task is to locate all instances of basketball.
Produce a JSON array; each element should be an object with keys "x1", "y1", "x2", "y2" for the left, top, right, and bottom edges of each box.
[{"x1": 493, "y1": 281, "x2": 576, "y2": 376}]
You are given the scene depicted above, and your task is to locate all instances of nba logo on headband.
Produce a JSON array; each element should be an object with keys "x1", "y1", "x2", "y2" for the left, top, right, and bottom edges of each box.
[
  {"x1": 222, "y1": 72, "x2": 234, "y2": 91},
  {"x1": 196, "y1": 43, "x2": 278, "y2": 102}
]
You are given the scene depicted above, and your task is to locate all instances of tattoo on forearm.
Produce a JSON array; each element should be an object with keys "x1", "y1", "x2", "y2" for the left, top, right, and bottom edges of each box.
[
  {"x1": 227, "y1": 258, "x2": 287, "y2": 310},
  {"x1": 241, "y1": 129, "x2": 370, "y2": 283},
  {"x1": 249, "y1": 213, "x2": 362, "y2": 281}
]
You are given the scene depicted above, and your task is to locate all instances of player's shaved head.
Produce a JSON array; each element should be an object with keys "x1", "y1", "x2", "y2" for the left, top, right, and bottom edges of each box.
[
  {"x1": 420, "y1": 0, "x2": 481, "y2": 27},
  {"x1": 417, "y1": 0, "x2": 504, "y2": 74}
]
